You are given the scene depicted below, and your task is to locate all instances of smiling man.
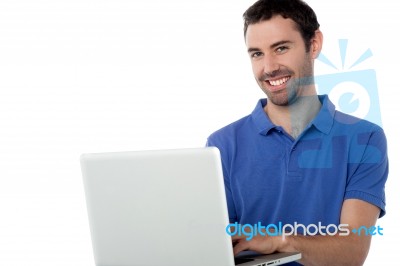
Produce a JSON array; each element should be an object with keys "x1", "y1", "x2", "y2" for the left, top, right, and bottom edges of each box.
[
  {"x1": 206, "y1": 0, "x2": 388, "y2": 265},
  {"x1": 247, "y1": 14, "x2": 321, "y2": 139}
]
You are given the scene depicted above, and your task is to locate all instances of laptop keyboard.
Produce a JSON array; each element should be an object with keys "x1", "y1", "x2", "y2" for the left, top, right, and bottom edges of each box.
[{"x1": 234, "y1": 257, "x2": 255, "y2": 265}]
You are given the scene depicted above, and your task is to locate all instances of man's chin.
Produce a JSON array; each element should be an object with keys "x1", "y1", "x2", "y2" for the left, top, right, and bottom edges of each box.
[
  {"x1": 270, "y1": 100, "x2": 290, "y2": 106},
  {"x1": 267, "y1": 96, "x2": 290, "y2": 106},
  {"x1": 264, "y1": 91, "x2": 290, "y2": 106}
]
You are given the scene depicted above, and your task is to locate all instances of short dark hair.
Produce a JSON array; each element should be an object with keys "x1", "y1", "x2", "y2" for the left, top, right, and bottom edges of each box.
[{"x1": 243, "y1": 0, "x2": 320, "y2": 51}]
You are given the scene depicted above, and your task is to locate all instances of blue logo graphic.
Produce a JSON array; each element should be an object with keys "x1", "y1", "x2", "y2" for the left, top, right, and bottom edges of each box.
[
  {"x1": 315, "y1": 39, "x2": 382, "y2": 126},
  {"x1": 351, "y1": 225, "x2": 383, "y2": 236},
  {"x1": 226, "y1": 222, "x2": 383, "y2": 240}
]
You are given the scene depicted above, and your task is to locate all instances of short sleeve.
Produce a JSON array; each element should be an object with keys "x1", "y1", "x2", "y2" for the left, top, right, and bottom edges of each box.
[{"x1": 344, "y1": 128, "x2": 388, "y2": 218}]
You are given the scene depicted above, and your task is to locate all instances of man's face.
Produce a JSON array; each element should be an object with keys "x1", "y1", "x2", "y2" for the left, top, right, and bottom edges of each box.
[{"x1": 245, "y1": 15, "x2": 318, "y2": 106}]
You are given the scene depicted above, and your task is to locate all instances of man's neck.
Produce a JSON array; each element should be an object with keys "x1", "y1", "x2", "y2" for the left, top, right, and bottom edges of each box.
[{"x1": 264, "y1": 95, "x2": 322, "y2": 139}]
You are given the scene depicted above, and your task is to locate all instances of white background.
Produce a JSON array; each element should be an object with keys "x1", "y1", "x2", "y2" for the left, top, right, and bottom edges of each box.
[{"x1": 0, "y1": 0, "x2": 399, "y2": 265}]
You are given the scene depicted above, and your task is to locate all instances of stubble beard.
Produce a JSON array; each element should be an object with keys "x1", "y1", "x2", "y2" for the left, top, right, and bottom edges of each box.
[
  {"x1": 260, "y1": 79, "x2": 298, "y2": 106},
  {"x1": 258, "y1": 55, "x2": 314, "y2": 106}
]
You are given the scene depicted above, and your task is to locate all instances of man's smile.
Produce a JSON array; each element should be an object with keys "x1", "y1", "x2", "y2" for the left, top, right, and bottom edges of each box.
[{"x1": 266, "y1": 76, "x2": 290, "y2": 86}]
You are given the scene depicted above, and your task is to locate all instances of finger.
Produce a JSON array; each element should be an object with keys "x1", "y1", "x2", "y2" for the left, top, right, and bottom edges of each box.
[
  {"x1": 232, "y1": 240, "x2": 238, "y2": 247},
  {"x1": 233, "y1": 239, "x2": 250, "y2": 256},
  {"x1": 232, "y1": 234, "x2": 246, "y2": 241}
]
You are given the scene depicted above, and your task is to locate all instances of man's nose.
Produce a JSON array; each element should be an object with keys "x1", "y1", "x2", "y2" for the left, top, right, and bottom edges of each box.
[{"x1": 262, "y1": 54, "x2": 280, "y2": 76}]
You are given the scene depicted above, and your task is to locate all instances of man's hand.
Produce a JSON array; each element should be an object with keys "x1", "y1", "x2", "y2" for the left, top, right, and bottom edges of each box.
[
  {"x1": 232, "y1": 227, "x2": 287, "y2": 256},
  {"x1": 232, "y1": 234, "x2": 281, "y2": 256},
  {"x1": 231, "y1": 199, "x2": 380, "y2": 266}
]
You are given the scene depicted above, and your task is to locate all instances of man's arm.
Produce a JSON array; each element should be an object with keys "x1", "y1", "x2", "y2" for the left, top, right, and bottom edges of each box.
[{"x1": 232, "y1": 199, "x2": 380, "y2": 266}]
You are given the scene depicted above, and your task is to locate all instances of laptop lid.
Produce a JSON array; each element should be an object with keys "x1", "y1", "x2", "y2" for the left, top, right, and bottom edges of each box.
[
  {"x1": 80, "y1": 147, "x2": 301, "y2": 266},
  {"x1": 80, "y1": 147, "x2": 235, "y2": 266}
]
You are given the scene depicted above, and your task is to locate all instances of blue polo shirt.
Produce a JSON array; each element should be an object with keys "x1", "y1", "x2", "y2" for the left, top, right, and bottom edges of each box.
[{"x1": 207, "y1": 95, "x2": 388, "y2": 229}]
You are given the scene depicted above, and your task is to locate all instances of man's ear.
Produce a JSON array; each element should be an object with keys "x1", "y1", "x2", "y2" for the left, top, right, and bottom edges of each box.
[{"x1": 310, "y1": 30, "x2": 323, "y2": 59}]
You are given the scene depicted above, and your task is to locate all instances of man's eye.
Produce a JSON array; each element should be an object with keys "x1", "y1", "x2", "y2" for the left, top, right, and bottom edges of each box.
[
  {"x1": 251, "y1": 52, "x2": 263, "y2": 58},
  {"x1": 276, "y1": 46, "x2": 288, "y2": 54}
]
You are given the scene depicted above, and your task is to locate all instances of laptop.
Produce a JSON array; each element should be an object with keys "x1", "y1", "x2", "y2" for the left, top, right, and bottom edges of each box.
[{"x1": 80, "y1": 147, "x2": 301, "y2": 266}]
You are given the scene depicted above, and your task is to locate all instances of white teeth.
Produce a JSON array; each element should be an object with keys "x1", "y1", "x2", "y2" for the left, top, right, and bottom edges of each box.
[{"x1": 268, "y1": 77, "x2": 289, "y2": 86}]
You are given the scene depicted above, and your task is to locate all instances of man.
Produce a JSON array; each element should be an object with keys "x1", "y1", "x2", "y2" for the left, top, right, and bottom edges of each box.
[{"x1": 206, "y1": 0, "x2": 388, "y2": 265}]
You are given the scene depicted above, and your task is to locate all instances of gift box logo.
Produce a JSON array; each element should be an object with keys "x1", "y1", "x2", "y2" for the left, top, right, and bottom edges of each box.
[{"x1": 315, "y1": 39, "x2": 382, "y2": 126}]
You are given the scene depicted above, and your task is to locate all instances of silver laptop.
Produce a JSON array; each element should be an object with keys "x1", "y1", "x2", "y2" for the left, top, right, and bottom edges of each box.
[{"x1": 80, "y1": 147, "x2": 301, "y2": 266}]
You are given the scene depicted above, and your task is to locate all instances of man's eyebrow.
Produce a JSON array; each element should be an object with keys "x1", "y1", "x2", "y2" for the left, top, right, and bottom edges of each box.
[
  {"x1": 247, "y1": 40, "x2": 293, "y2": 53},
  {"x1": 247, "y1": 47, "x2": 261, "y2": 54},
  {"x1": 270, "y1": 40, "x2": 292, "y2": 49}
]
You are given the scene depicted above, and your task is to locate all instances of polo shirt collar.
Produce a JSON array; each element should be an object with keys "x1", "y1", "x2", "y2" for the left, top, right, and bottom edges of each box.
[
  {"x1": 250, "y1": 98, "x2": 278, "y2": 135},
  {"x1": 312, "y1": 95, "x2": 336, "y2": 135},
  {"x1": 251, "y1": 95, "x2": 336, "y2": 136}
]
